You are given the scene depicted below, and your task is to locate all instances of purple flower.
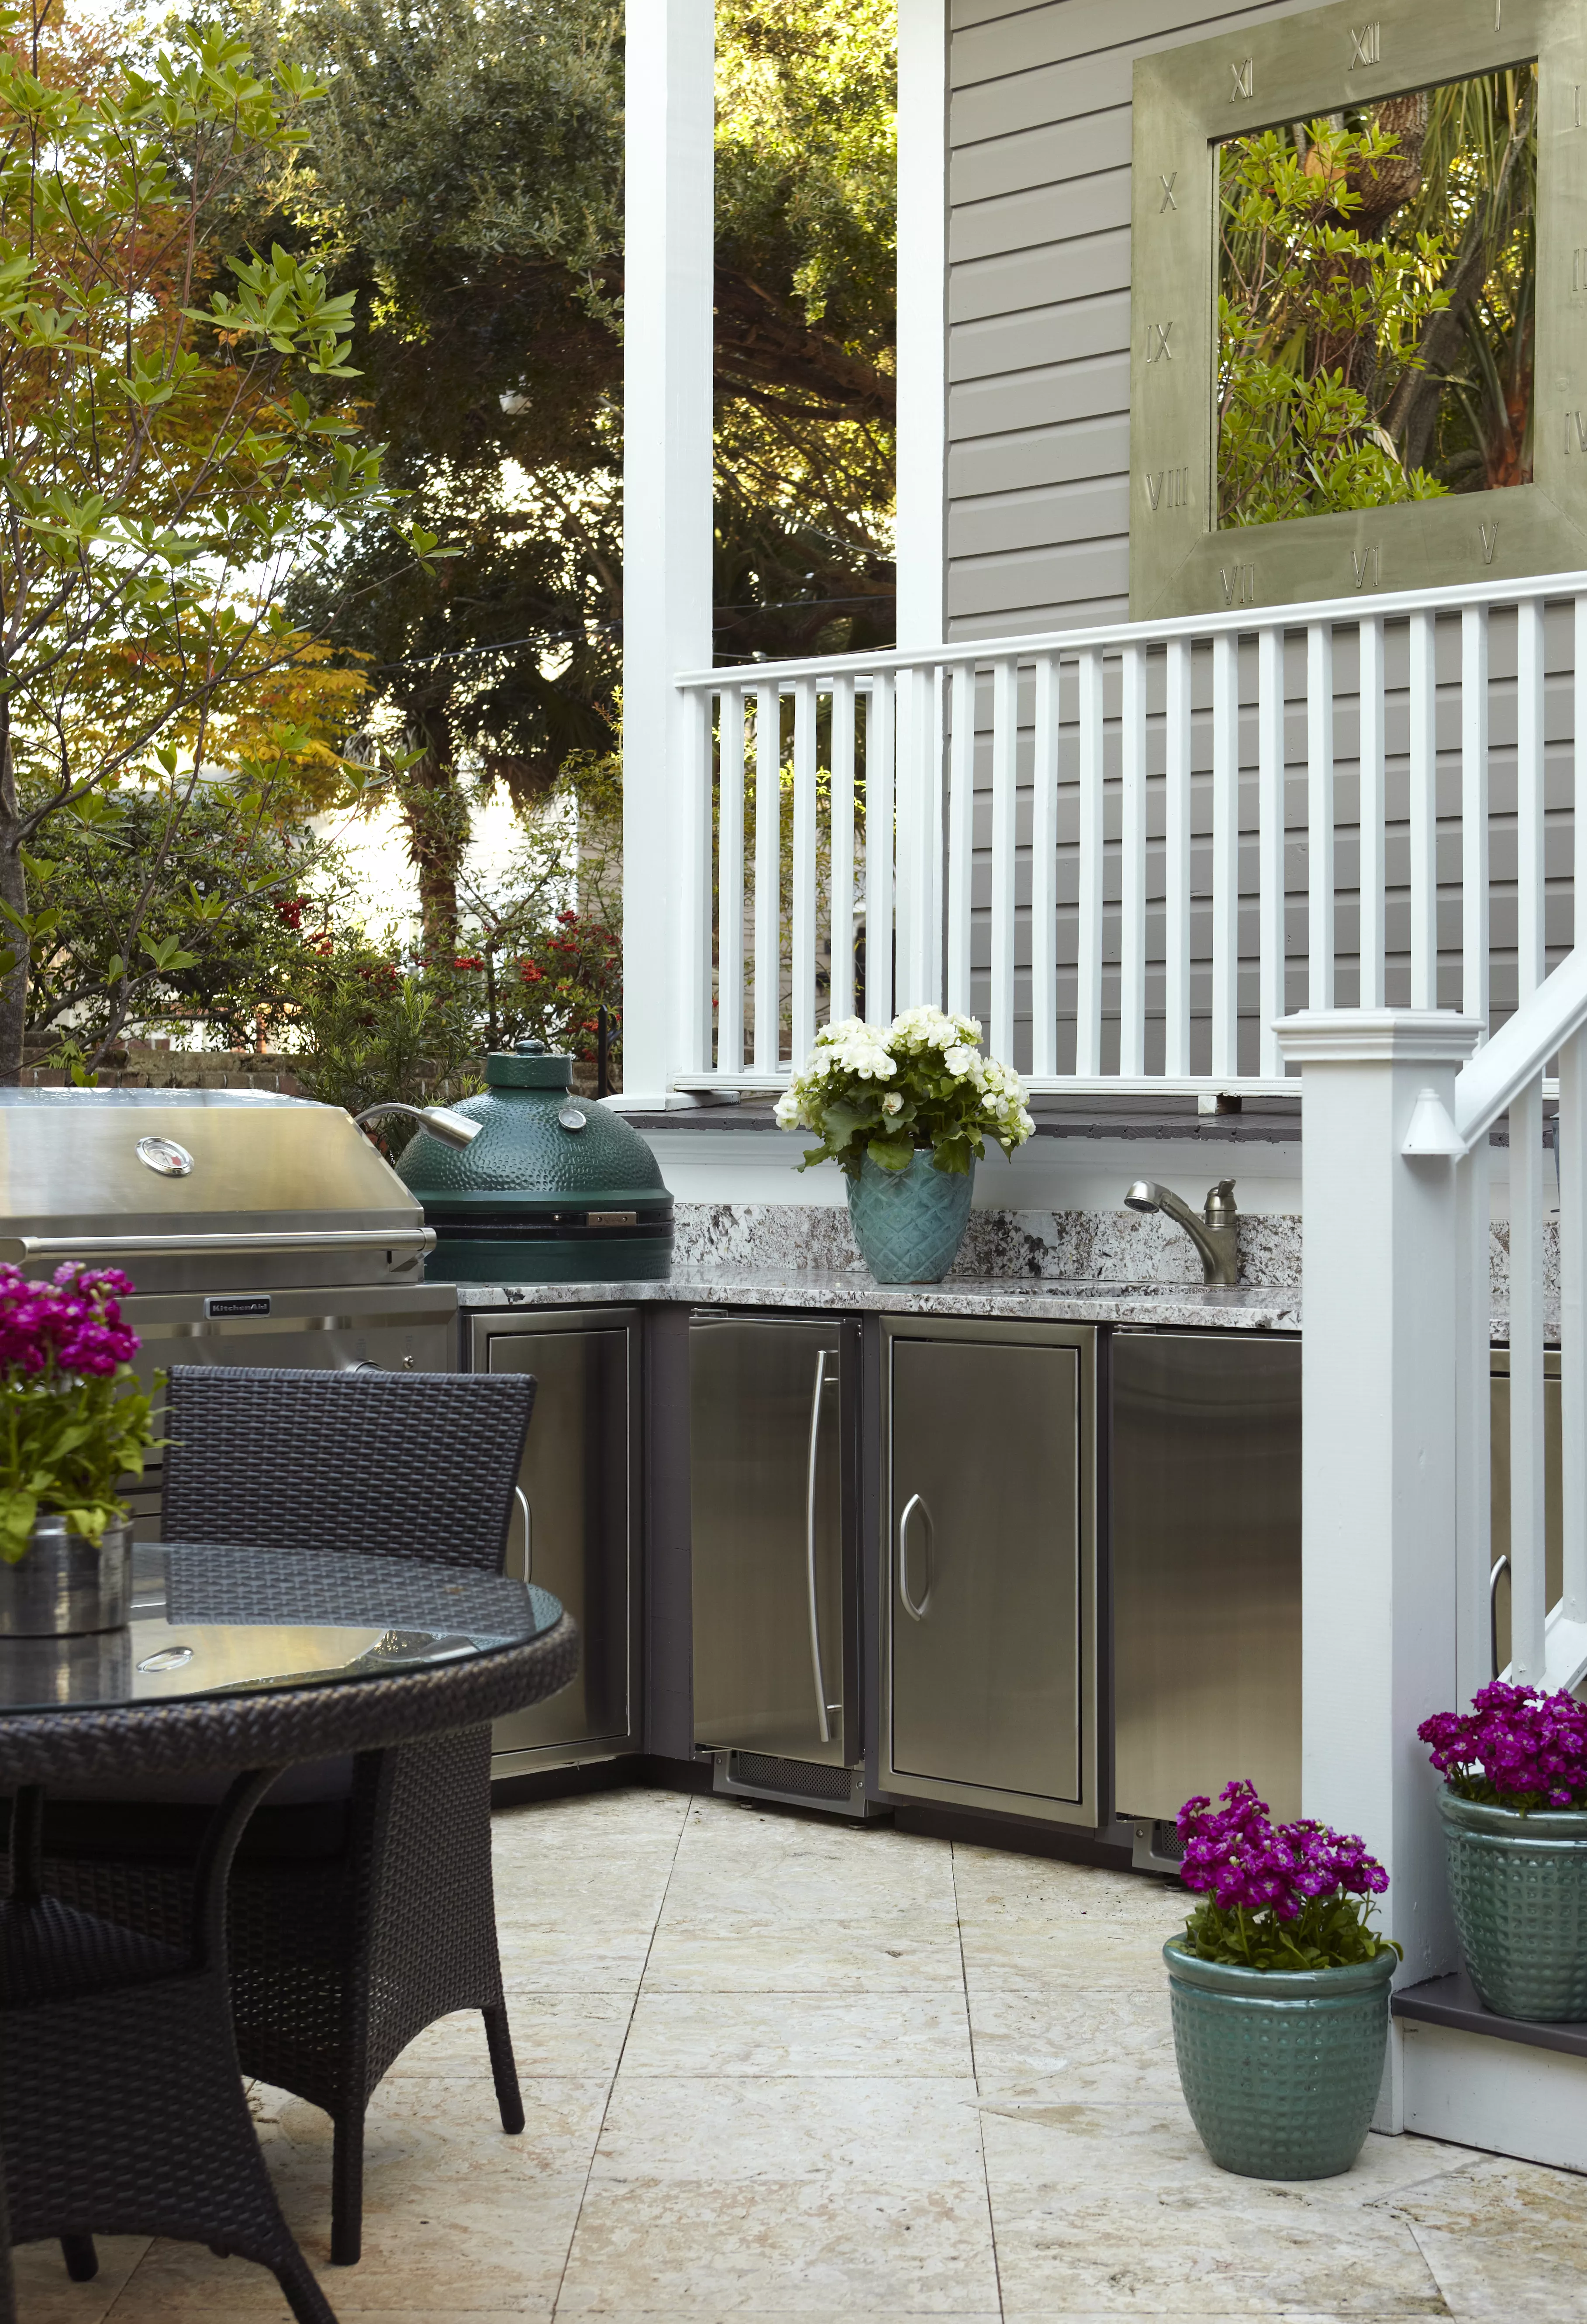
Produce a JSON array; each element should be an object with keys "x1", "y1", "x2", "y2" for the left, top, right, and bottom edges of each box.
[
  {"x1": 1418, "y1": 1682, "x2": 1587, "y2": 1812},
  {"x1": 0, "y1": 1262, "x2": 141, "y2": 1385},
  {"x1": 1176, "y1": 1779, "x2": 1389, "y2": 1930}
]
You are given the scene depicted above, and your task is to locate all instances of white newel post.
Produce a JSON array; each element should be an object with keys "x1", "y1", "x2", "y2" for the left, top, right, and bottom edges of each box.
[
  {"x1": 618, "y1": 0, "x2": 716, "y2": 1109},
  {"x1": 1276, "y1": 1010, "x2": 1481, "y2": 2130}
]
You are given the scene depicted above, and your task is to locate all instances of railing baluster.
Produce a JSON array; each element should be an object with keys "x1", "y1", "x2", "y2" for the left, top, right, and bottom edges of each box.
[
  {"x1": 1516, "y1": 595, "x2": 1546, "y2": 1000},
  {"x1": 1357, "y1": 614, "x2": 1386, "y2": 1010},
  {"x1": 1307, "y1": 622, "x2": 1334, "y2": 1012},
  {"x1": 945, "y1": 663, "x2": 974, "y2": 1019},
  {"x1": 717, "y1": 685, "x2": 745, "y2": 1070},
  {"x1": 1509, "y1": 1074, "x2": 1548, "y2": 1680},
  {"x1": 752, "y1": 683, "x2": 780, "y2": 1073},
  {"x1": 1456, "y1": 1137, "x2": 1494, "y2": 1701},
  {"x1": 1164, "y1": 637, "x2": 1191, "y2": 1077},
  {"x1": 1409, "y1": 608, "x2": 1438, "y2": 1009},
  {"x1": 1030, "y1": 653, "x2": 1059, "y2": 1077},
  {"x1": 1256, "y1": 625, "x2": 1284, "y2": 1078},
  {"x1": 1461, "y1": 606, "x2": 1489, "y2": 1035},
  {"x1": 1211, "y1": 630, "x2": 1239, "y2": 1079},
  {"x1": 791, "y1": 675, "x2": 818, "y2": 1066},
  {"x1": 1120, "y1": 642, "x2": 1147, "y2": 1077},
  {"x1": 829, "y1": 676, "x2": 856, "y2": 1023},
  {"x1": 865, "y1": 673, "x2": 894, "y2": 1027},
  {"x1": 1577, "y1": 592, "x2": 1587, "y2": 953},
  {"x1": 990, "y1": 654, "x2": 1018, "y2": 1066},
  {"x1": 1561, "y1": 1025, "x2": 1587, "y2": 1634},
  {"x1": 1076, "y1": 645, "x2": 1105, "y2": 1077}
]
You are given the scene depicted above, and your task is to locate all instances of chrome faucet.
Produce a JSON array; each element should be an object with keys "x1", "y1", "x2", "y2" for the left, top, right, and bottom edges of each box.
[{"x1": 1124, "y1": 1178, "x2": 1240, "y2": 1286}]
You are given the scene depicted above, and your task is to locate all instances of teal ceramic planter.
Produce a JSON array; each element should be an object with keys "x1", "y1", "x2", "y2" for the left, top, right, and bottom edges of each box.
[
  {"x1": 846, "y1": 1150, "x2": 974, "y2": 1283},
  {"x1": 1438, "y1": 1790, "x2": 1587, "y2": 2020},
  {"x1": 1164, "y1": 1938, "x2": 1395, "y2": 2179}
]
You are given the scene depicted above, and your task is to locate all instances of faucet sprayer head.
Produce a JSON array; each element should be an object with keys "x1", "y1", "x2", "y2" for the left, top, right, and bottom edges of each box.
[{"x1": 1124, "y1": 1180, "x2": 1165, "y2": 1214}]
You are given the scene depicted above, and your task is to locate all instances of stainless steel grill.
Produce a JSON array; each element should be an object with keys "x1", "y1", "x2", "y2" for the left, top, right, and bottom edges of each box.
[{"x1": 0, "y1": 1091, "x2": 459, "y2": 1495}]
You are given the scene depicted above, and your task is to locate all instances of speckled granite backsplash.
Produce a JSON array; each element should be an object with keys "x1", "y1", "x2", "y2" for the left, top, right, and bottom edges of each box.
[
  {"x1": 671, "y1": 1202, "x2": 1305, "y2": 1289},
  {"x1": 671, "y1": 1203, "x2": 1555, "y2": 1305}
]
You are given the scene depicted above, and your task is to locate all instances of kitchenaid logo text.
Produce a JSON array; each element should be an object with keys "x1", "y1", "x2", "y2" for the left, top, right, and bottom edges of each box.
[{"x1": 205, "y1": 1297, "x2": 272, "y2": 1318}]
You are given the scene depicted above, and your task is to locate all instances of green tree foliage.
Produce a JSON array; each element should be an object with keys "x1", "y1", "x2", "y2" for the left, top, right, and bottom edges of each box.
[
  {"x1": 225, "y1": 0, "x2": 896, "y2": 953},
  {"x1": 0, "y1": 1, "x2": 438, "y2": 1077},
  {"x1": 21, "y1": 774, "x2": 345, "y2": 1063}
]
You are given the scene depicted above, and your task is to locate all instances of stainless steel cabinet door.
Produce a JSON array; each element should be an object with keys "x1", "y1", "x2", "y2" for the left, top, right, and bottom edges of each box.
[
  {"x1": 691, "y1": 1317, "x2": 846, "y2": 1765},
  {"x1": 484, "y1": 1323, "x2": 634, "y2": 1761},
  {"x1": 1111, "y1": 1333, "x2": 1301, "y2": 1824},
  {"x1": 889, "y1": 1336, "x2": 1083, "y2": 1803}
]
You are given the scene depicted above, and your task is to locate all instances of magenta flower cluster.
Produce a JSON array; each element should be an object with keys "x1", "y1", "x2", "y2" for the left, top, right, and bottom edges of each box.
[
  {"x1": 1418, "y1": 1681, "x2": 1587, "y2": 1812},
  {"x1": 1177, "y1": 1779, "x2": 1390, "y2": 1921},
  {"x1": 0, "y1": 1262, "x2": 140, "y2": 1381}
]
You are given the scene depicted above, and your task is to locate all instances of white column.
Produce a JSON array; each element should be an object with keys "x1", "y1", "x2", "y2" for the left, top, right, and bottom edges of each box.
[
  {"x1": 895, "y1": 0, "x2": 947, "y2": 650},
  {"x1": 618, "y1": 0, "x2": 716, "y2": 1109},
  {"x1": 1276, "y1": 1010, "x2": 1482, "y2": 2120}
]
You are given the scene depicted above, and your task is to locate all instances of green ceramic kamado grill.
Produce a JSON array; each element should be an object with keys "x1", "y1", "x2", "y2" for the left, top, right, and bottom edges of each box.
[{"x1": 395, "y1": 1040, "x2": 673, "y2": 1283}]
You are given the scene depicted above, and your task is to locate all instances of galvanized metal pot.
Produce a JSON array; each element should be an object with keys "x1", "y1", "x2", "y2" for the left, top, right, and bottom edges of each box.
[
  {"x1": 1438, "y1": 1789, "x2": 1587, "y2": 2021},
  {"x1": 0, "y1": 1515, "x2": 133, "y2": 1637},
  {"x1": 846, "y1": 1150, "x2": 974, "y2": 1284},
  {"x1": 1164, "y1": 1938, "x2": 1395, "y2": 2179}
]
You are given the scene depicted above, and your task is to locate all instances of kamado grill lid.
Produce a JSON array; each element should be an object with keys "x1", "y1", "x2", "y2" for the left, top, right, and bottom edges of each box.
[{"x1": 394, "y1": 1041, "x2": 673, "y2": 1284}]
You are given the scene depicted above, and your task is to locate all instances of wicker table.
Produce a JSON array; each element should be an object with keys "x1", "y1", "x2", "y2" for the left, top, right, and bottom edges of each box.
[{"x1": 0, "y1": 1542, "x2": 577, "y2": 2324}]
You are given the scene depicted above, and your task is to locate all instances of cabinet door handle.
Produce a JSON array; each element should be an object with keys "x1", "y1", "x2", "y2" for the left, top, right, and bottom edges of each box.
[
  {"x1": 805, "y1": 1352, "x2": 834, "y2": 1743},
  {"x1": 898, "y1": 1492, "x2": 933, "y2": 1621},
  {"x1": 514, "y1": 1486, "x2": 533, "y2": 1585}
]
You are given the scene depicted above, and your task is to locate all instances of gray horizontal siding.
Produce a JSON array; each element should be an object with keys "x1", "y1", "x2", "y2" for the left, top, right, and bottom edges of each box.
[{"x1": 944, "y1": 0, "x2": 1314, "y2": 640}]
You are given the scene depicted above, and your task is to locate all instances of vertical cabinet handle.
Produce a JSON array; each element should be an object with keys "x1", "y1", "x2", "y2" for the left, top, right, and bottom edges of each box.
[
  {"x1": 898, "y1": 1492, "x2": 933, "y2": 1620},
  {"x1": 514, "y1": 1486, "x2": 533, "y2": 1585},
  {"x1": 805, "y1": 1351, "x2": 835, "y2": 1743}
]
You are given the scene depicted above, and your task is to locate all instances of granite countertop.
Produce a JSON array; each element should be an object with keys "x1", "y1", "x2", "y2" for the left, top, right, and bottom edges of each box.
[{"x1": 457, "y1": 1269, "x2": 1303, "y2": 1331}]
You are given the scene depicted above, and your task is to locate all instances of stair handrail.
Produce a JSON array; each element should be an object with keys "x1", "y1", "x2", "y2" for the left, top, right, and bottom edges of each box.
[{"x1": 1453, "y1": 948, "x2": 1587, "y2": 1150}]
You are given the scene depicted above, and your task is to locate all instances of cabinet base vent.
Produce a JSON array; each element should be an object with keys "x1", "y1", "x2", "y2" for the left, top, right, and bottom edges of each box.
[
  {"x1": 714, "y1": 1751, "x2": 885, "y2": 1820},
  {"x1": 1130, "y1": 1818, "x2": 1187, "y2": 1874}
]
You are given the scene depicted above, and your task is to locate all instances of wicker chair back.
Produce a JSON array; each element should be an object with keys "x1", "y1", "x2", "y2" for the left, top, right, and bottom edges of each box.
[{"x1": 160, "y1": 1367, "x2": 536, "y2": 1573}]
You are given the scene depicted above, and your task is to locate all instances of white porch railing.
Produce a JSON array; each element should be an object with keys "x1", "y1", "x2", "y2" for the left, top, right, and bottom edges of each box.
[{"x1": 675, "y1": 567, "x2": 1587, "y2": 1094}]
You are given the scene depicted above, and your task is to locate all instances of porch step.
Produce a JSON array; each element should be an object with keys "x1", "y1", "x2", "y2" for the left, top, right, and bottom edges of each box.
[{"x1": 1394, "y1": 1970, "x2": 1587, "y2": 2172}]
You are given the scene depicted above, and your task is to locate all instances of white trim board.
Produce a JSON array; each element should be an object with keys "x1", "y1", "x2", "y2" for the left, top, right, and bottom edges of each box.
[{"x1": 1401, "y1": 2019, "x2": 1587, "y2": 2174}]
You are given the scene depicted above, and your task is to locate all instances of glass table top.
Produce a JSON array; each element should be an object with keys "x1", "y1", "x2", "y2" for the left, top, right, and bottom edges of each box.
[{"x1": 0, "y1": 1543, "x2": 561, "y2": 1714}]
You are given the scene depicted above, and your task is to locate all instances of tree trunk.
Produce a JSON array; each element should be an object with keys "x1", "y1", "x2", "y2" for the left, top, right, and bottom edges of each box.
[
  {"x1": 0, "y1": 728, "x2": 29, "y2": 1085},
  {"x1": 397, "y1": 701, "x2": 468, "y2": 964}
]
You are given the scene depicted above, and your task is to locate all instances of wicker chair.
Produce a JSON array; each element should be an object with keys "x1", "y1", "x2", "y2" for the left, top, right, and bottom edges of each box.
[{"x1": 45, "y1": 1366, "x2": 539, "y2": 2268}]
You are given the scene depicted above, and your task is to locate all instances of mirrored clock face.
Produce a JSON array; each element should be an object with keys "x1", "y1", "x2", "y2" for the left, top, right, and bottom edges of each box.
[{"x1": 1216, "y1": 66, "x2": 1537, "y2": 535}]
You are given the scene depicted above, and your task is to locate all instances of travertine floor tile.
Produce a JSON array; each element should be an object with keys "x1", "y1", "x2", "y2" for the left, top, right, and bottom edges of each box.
[
  {"x1": 10, "y1": 2236, "x2": 147, "y2": 2323},
  {"x1": 1389, "y1": 2153, "x2": 1587, "y2": 2321},
  {"x1": 968, "y1": 1984, "x2": 1179, "y2": 2103},
  {"x1": 959, "y1": 1917, "x2": 1182, "y2": 1994},
  {"x1": 643, "y1": 1915, "x2": 966, "y2": 1992},
  {"x1": 400, "y1": 1994, "x2": 635, "y2": 2079},
  {"x1": 619, "y1": 1989, "x2": 973, "y2": 2077},
  {"x1": 593, "y1": 2074, "x2": 986, "y2": 2181},
  {"x1": 495, "y1": 1926, "x2": 660, "y2": 1991},
  {"x1": 555, "y1": 2176, "x2": 1001, "y2": 2314}
]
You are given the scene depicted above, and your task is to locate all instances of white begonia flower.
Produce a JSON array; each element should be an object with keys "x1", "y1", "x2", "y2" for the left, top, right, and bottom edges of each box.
[
  {"x1": 881, "y1": 1090, "x2": 904, "y2": 1115},
  {"x1": 943, "y1": 1046, "x2": 974, "y2": 1077}
]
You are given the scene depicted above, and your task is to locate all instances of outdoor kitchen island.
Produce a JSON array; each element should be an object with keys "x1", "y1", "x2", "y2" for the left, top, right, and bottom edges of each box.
[{"x1": 461, "y1": 1266, "x2": 1303, "y2": 1872}]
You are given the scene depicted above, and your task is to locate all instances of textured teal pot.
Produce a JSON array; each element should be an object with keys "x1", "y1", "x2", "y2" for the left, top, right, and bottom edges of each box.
[
  {"x1": 846, "y1": 1149, "x2": 974, "y2": 1283},
  {"x1": 1438, "y1": 1790, "x2": 1587, "y2": 2020},
  {"x1": 1164, "y1": 1938, "x2": 1395, "y2": 2179}
]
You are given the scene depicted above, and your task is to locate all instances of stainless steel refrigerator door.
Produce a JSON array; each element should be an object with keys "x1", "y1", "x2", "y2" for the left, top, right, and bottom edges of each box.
[
  {"x1": 479, "y1": 1316, "x2": 638, "y2": 1768},
  {"x1": 887, "y1": 1332, "x2": 1085, "y2": 1808},
  {"x1": 1111, "y1": 1332, "x2": 1302, "y2": 1825},
  {"x1": 690, "y1": 1316, "x2": 846, "y2": 1766}
]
